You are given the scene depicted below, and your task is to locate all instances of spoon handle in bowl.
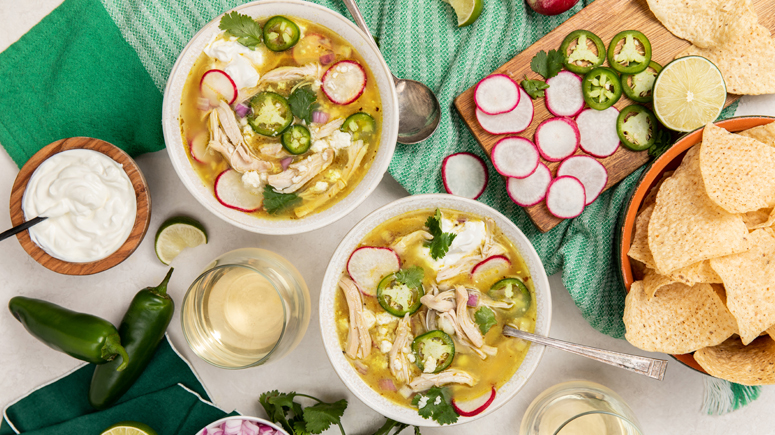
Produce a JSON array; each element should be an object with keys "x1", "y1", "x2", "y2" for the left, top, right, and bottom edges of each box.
[
  {"x1": 341, "y1": 0, "x2": 374, "y2": 40},
  {"x1": 502, "y1": 325, "x2": 668, "y2": 380},
  {"x1": 0, "y1": 216, "x2": 47, "y2": 242}
]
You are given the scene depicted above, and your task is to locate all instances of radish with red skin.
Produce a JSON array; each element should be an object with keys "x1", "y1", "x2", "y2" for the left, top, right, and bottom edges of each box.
[
  {"x1": 189, "y1": 132, "x2": 218, "y2": 164},
  {"x1": 534, "y1": 117, "x2": 580, "y2": 161},
  {"x1": 471, "y1": 255, "x2": 511, "y2": 280},
  {"x1": 347, "y1": 247, "x2": 401, "y2": 297},
  {"x1": 491, "y1": 137, "x2": 539, "y2": 179},
  {"x1": 200, "y1": 69, "x2": 237, "y2": 106},
  {"x1": 557, "y1": 156, "x2": 608, "y2": 205},
  {"x1": 576, "y1": 107, "x2": 620, "y2": 158},
  {"x1": 545, "y1": 176, "x2": 586, "y2": 219},
  {"x1": 214, "y1": 169, "x2": 263, "y2": 212},
  {"x1": 452, "y1": 387, "x2": 496, "y2": 417},
  {"x1": 476, "y1": 88, "x2": 534, "y2": 135},
  {"x1": 507, "y1": 162, "x2": 552, "y2": 207},
  {"x1": 526, "y1": 0, "x2": 580, "y2": 15},
  {"x1": 442, "y1": 152, "x2": 489, "y2": 199},
  {"x1": 474, "y1": 74, "x2": 520, "y2": 115},
  {"x1": 545, "y1": 71, "x2": 584, "y2": 117},
  {"x1": 322, "y1": 60, "x2": 367, "y2": 105}
]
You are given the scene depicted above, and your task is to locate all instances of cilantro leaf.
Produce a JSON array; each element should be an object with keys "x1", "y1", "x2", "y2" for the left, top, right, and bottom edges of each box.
[
  {"x1": 520, "y1": 76, "x2": 550, "y2": 99},
  {"x1": 288, "y1": 87, "x2": 318, "y2": 124},
  {"x1": 412, "y1": 387, "x2": 458, "y2": 425},
  {"x1": 219, "y1": 11, "x2": 263, "y2": 49},
  {"x1": 263, "y1": 185, "x2": 301, "y2": 214},
  {"x1": 648, "y1": 127, "x2": 673, "y2": 158},
  {"x1": 530, "y1": 49, "x2": 564, "y2": 80},
  {"x1": 259, "y1": 390, "x2": 296, "y2": 434},
  {"x1": 474, "y1": 306, "x2": 497, "y2": 334},
  {"x1": 424, "y1": 209, "x2": 457, "y2": 260},
  {"x1": 303, "y1": 399, "x2": 348, "y2": 434},
  {"x1": 394, "y1": 266, "x2": 424, "y2": 288},
  {"x1": 371, "y1": 419, "x2": 413, "y2": 435}
]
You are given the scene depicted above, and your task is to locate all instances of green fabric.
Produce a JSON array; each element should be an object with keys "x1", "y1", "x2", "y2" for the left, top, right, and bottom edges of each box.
[{"x1": 0, "y1": 337, "x2": 234, "y2": 435}]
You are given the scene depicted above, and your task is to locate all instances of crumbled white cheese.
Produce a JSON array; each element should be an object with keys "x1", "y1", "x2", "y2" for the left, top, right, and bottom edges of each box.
[
  {"x1": 422, "y1": 356, "x2": 437, "y2": 373},
  {"x1": 242, "y1": 171, "x2": 265, "y2": 190},
  {"x1": 309, "y1": 181, "x2": 328, "y2": 193},
  {"x1": 406, "y1": 353, "x2": 416, "y2": 363},
  {"x1": 433, "y1": 395, "x2": 442, "y2": 406},
  {"x1": 379, "y1": 340, "x2": 393, "y2": 353},
  {"x1": 392, "y1": 359, "x2": 403, "y2": 371},
  {"x1": 310, "y1": 139, "x2": 329, "y2": 153},
  {"x1": 361, "y1": 308, "x2": 376, "y2": 330},
  {"x1": 417, "y1": 396, "x2": 429, "y2": 409},
  {"x1": 328, "y1": 130, "x2": 353, "y2": 151},
  {"x1": 376, "y1": 312, "x2": 398, "y2": 325}
]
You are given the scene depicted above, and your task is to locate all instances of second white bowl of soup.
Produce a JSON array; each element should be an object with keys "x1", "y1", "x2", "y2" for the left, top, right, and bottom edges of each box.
[
  {"x1": 320, "y1": 195, "x2": 552, "y2": 426},
  {"x1": 162, "y1": 1, "x2": 398, "y2": 234}
]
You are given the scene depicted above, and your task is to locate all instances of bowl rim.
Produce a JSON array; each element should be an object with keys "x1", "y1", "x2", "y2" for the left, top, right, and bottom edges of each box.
[
  {"x1": 617, "y1": 115, "x2": 775, "y2": 373},
  {"x1": 195, "y1": 416, "x2": 289, "y2": 435},
  {"x1": 319, "y1": 194, "x2": 553, "y2": 426},
  {"x1": 161, "y1": 0, "x2": 399, "y2": 235},
  {"x1": 8, "y1": 137, "x2": 151, "y2": 276}
]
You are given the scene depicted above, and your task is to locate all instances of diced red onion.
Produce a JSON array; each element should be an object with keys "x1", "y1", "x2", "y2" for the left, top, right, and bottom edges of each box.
[
  {"x1": 257, "y1": 425, "x2": 275, "y2": 435},
  {"x1": 378, "y1": 378, "x2": 397, "y2": 392},
  {"x1": 224, "y1": 419, "x2": 242, "y2": 435},
  {"x1": 242, "y1": 420, "x2": 259, "y2": 435},
  {"x1": 320, "y1": 53, "x2": 336, "y2": 65},
  {"x1": 210, "y1": 429, "x2": 224, "y2": 435},
  {"x1": 467, "y1": 293, "x2": 479, "y2": 307},
  {"x1": 234, "y1": 103, "x2": 251, "y2": 118},
  {"x1": 203, "y1": 429, "x2": 208, "y2": 435},
  {"x1": 312, "y1": 111, "x2": 329, "y2": 124},
  {"x1": 354, "y1": 360, "x2": 369, "y2": 375},
  {"x1": 281, "y1": 157, "x2": 294, "y2": 170},
  {"x1": 197, "y1": 97, "x2": 211, "y2": 111}
]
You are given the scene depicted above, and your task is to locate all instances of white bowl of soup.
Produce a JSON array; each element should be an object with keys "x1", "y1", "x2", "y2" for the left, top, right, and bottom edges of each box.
[
  {"x1": 320, "y1": 195, "x2": 552, "y2": 426},
  {"x1": 162, "y1": 1, "x2": 398, "y2": 234}
]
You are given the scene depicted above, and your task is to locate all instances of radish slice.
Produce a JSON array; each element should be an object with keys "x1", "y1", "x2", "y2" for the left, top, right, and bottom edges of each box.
[
  {"x1": 189, "y1": 132, "x2": 218, "y2": 164},
  {"x1": 471, "y1": 255, "x2": 511, "y2": 280},
  {"x1": 545, "y1": 71, "x2": 584, "y2": 118},
  {"x1": 546, "y1": 176, "x2": 586, "y2": 219},
  {"x1": 491, "y1": 137, "x2": 539, "y2": 179},
  {"x1": 214, "y1": 169, "x2": 263, "y2": 212},
  {"x1": 534, "y1": 117, "x2": 580, "y2": 161},
  {"x1": 200, "y1": 69, "x2": 237, "y2": 106},
  {"x1": 507, "y1": 163, "x2": 552, "y2": 207},
  {"x1": 452, "y1": 387, "x2": 496, "y2": 417},
  {"x1": 474, "y1": 74, "x2": 520, "y2": 115},
  {"x1": 347, "y1": 247, "x2": 400, "y2": 297},
  {"x1": 476, "y1": 88, "x2": 534, "y2": 135},
  {"x1": 557, "y1": 156, "x2": 609, "y2": 205},
  {"x1": 576, "y1": 107, "x2": 621, "y2": 158},
  {"x1": 322, "y1": 60, "x2": 367, "y2": 105},
  {"x1": 442, "y1": 152, "x2": 489, "y2": 199}
]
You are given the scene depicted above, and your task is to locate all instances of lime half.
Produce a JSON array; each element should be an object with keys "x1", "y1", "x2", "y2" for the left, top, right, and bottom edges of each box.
[
  {"x1": 154, "y1": 216, "x2": 208, "y2": 265},
  {"x1": 445, "y1": 0, "x2": 483, "y2": 27},
  {"x1": 652, "y1": 55, "x2": 726, "y2": 132},
  {"x1": 101, "y1": 421, "x2": 158, "y2": 435}
]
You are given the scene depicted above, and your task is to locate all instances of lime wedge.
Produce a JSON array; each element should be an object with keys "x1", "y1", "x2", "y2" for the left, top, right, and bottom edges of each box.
[
  {"x1": 652, "y1": 56, "x2": 727, "y2": 132},
  {"x1": 101, "y1": 421, "x2": 158, "y2": 435},
  {"x1": 154, "y1": 216, "x2": 208, "y2": 265},
  {"x1": 445, "y1": 0, "x2": 483, "y2": 27}
]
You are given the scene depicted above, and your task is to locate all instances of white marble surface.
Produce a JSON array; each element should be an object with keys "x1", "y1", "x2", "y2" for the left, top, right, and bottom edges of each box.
[{"x1": 2, "y1": 1, "x2": 775, "y2": 434}]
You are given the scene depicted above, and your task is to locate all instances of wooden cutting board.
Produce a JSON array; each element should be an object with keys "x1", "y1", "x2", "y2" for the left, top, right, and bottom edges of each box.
[{"x1": 454, "y1": 0, "x2": 775, "y2": 233}]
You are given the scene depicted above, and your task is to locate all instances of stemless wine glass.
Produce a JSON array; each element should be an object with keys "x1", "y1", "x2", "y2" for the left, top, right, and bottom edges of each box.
[
  {"x1": 182, "y1": 248, "x2": 311, "y2": 369},
  {"x1": 520, "y1": 381, "x2": 643, "y2": 435}
]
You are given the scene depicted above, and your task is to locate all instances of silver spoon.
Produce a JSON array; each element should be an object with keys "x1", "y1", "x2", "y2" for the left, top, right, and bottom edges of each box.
[
  {"x1": 342, "y1": 0, "x2": 441, "y2": 144},
  {"x1": 503, "y1": 325, "x2": 668, "y2": 380}
]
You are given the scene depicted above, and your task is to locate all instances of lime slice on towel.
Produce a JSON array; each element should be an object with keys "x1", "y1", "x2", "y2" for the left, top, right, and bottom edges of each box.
[
  {"x1": 154, "y1": 216, "x2": 208, "y2": 265},
  {"x1": 444, "y1": 0, "x2": 483, "y2": 27},
  {"x1": 101, "y1": 421, "x2": 158, "y2": 435}
]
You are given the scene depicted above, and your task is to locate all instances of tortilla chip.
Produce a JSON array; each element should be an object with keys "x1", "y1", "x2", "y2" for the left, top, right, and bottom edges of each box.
[
  {"x1": 739, "y1": 122, "x2": 775, "y2": 148},
  {"x1": 624, "y1": 280, "x2": 738, "y2": 354},
  {"x1": 628, "y1": 204, "x2": 656, "y2": 267},
  {"x1": 741, "y1": 208, "x2": 775, "y2": 230},
  {"x1": 694, "y1": 336, "x2": 775, "y2": 385},
  {"x1": 710, "y1": 229, "x2": 775, "y2": 344},
  {"x1": 700, "y1": 123, "x2": 775, "y2": 213},
  {"x1": 646, "y1": 0, "x2": 757, "y2": 48},
  {"x1": 670, "y1": 260, "x2": 722, "y2": 286},
  {"x1": 768, "y1": 326, "x2": 775, "y2": 341},
  {"x1": 643, "y1": 269, "x2": 675, "y2": 299},
  {"x1": 678, "y1": 24, "x2": 775, "y2": 95},
  {"x1": 648, "y1": 145, "x2": 749, "y2": 274},
  {"x1": 642, "y1": 171, "x2": 674, "y2": 211}
]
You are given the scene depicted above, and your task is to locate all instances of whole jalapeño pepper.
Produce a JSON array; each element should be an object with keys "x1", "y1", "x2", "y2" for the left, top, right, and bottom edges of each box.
[
  {"x1": 89, "y1": 268, "x2": 175, "y2": 410},
  {"x1": 8, "y1": 297, "x2": 129, "y2": 370}
]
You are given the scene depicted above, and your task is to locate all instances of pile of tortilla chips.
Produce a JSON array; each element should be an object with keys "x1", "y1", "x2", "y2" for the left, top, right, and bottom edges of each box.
[
  {"x1": 625, "y1": 122, "x2": 775, "y2": 385},
  {"x1": 646, "y1": 0, "x2": 775, "y2": 95}
]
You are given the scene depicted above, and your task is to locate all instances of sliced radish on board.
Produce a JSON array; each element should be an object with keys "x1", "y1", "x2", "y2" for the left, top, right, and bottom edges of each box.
[
  {"x1": 474, "y1": 74, "x2": 520, "y2": 115},
  {"x1": 200, "y1": 69, "x2": 238, "y2": 106},
  {"x1": 347, "y1": 247, "x2": 401, "y2": 297},
  {"x1": 546, "y1": 176, "x2": 586, "y2": 219},
  {"x1": 534, "y1": 117, "x2": 580, "y2": 161},
  {"x1": 189, "y1": 132, "x2": 218, "y2": 164},
  {"x1": 442, "y1": 152, "x2": 489, "y2": 199},
  {"x1": 507, "y1": 162, "x2": 552, "y2": 207},
  {"x1": 491, "y1": 137, "x2": 539, "y2": 179},
  {"x1": 576, "y1": 107, "x2": 621, "y2": 158},
  {"x1": 476, "y1": 88, "x2": 534, "y2": 135},
  {"x1": 322, "y1": 60, "x2": 367, "y2": 105},
  {"x1": 471, "y1": 255, "x2": 511, "y2": 280},
  {"x1": 452, "y1": 387, "x2": 496, "y2": 417},
  {"x1": 214, "y1": 169, "x2": 263, "y2": 212},
  {"x1": 545, "y1": 71, "x2": 584, "y2": 118},
  {"x1": 557, "y1": 156, "x2": 609, "y2": 205}
]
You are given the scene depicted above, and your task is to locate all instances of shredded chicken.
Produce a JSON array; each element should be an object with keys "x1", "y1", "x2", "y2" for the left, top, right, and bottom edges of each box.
[
  {"x1": 391, "y1": 230, "x2": 432, "y2": 257},
  {"x1": 313, "y1": 118, "x2": 345, "y2": 140},
  {"x1": 340, "y1": 276, "x2": 372, "y2": 360},
  {"x1": 260, "y1": 63, "x2": 322, "y2": 84},
  {"x1": 420, "y1": 290, "x2": 456, "y2": 312},
  {"x1": 267, "y1": 148, "x2": 334, "y2": 193},
  {"x1": 259, "y1": 143, "x2": 290, "y2": 159},
  {"x1": 208, "y1": 105, "x2": 272, "y2": 174},
  {"x1": 477, "y1": 290, "x2": 515, "y2": 310},
  {"x1": 456, "y1": 286, "x2": 484, "y2": 348},
  {"x1": 482, "y1": 218, "x2": 507, "y2": 258},
  {"x1": 409, "y1": 369, "x2": 476, "y2": 392},
  {"x1": 389, "y1": 315, "x2": 413, "y2": 384}
]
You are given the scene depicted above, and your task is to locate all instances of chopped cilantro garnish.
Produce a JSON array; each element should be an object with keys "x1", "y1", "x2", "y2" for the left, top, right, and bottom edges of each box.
[
  {"x1": 288, "y1": 86, "x2": 318, "y2": 124},
  {"x1": 530, "y1": 49, "x2": 564, "y2": 80},
  {"x1": 521, "y1": 76, "x2": 550, "y2": 99},
  {"x1": 263, "y1": 185, "x2": 301, "y2": 214},
  {"x1": 394, "y1": 266, "x2": 424, "y2": 288},
  {"x1": 425, "y1": 209, "x2": 457, "y2": 260},
  {"x1": 474, "y1": 306, "x2": 497, "y2": 334},
  {"x1": 219, "y1": 11, "x2": 263, "y2": 49},
  {"x1": 412, "y1": 386, "x2": 459, "y2": 425}
]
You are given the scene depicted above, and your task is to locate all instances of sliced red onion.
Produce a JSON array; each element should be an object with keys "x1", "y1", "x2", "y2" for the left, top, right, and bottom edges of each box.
[
  {"x1": 197, "y1": 97, "x2": 211, "y2": 111},
  {"x1": 234, "y1": 103, "x2": 251, "y2": 118},
  {"x1": 210, "y1": 429, "x2": 224, "y2": 435},
  {"x1": 281, "y1": 157, "x2": 294, "y2": 170},
  {"x1": 378, "y1": 378, "x2": 397, "y2": 392},
  {"x1": 223, "y1": 419, "x2": 242, "y2": 435},
  {"x1": 242, "y1": 420, "x2": 259, "y2": 435},
  {"x1": 320, "y1": 53, "x2": 335, "y2": 65},
  {"x1": 257, "y1": 425, "x2": 275, "y2": 435},
  {"x1": 312, "y1": 111, "x2": 329, "y2": 124},
  {"x1": 354, "y1": 359, "x2": 369, "y2": 375},
  {"x1": 467, "y1": 292, "x2": 479, "y2": 307}
]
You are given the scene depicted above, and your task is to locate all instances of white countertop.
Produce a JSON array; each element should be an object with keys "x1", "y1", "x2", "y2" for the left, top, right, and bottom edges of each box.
[{"x1": 2, "y1": 1, "x2": 775, "y2": 434}]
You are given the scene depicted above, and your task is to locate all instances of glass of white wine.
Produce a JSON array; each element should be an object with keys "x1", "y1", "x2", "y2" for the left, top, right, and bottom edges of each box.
[
  {"x1": 520, "y1": 381, "x2": 643, "y2": 435},
  {"x1": 182, "y1": 248, "x2": 311, "y2": 369}
]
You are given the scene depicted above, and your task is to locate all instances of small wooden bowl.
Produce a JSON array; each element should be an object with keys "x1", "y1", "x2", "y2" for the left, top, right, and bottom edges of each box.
[
  {"x1": 9, "y1": 137, "x2": 151, "y2": 275},
  {"x1": 617, "y1": 116, "x2": 775, "y2": 374}
]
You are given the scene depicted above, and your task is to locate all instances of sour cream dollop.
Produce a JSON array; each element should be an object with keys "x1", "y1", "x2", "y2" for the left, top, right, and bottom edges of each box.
[
  {"x1": 424, "y1": 218, "x2": 486, "y2": 270},
  {"x1": 22, "y1": 149, "x2": 137, "y2": 263},
  {"x1": 204, "y1": 37, "x2": 264, "y2": 89}
]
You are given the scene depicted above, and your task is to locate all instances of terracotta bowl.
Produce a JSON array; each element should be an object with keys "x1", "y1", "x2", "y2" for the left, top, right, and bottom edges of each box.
[
  {"x1": 9, "y1": 137, "x2": 151, "y2": 275},
  {"x1": 617, "y1": 116, "x2": 775, "y2": 373}
]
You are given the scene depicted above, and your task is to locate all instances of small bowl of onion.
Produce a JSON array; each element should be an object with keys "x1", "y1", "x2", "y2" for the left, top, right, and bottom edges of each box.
[{"x1": 196, "y1": 417, "x2": 288, "y2": 435}]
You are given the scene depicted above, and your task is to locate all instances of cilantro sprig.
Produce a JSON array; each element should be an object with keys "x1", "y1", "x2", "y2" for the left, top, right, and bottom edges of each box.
[
  {"x1": 648, "y1": 127, "x2": 673, "y2": 158},
  {"x1": 288, "y1": 86, "x2": 319, "y2": 124},
  {"x1": 411, "y1": 387, "x2": 458, "y2": 425},
  {"x1": 263, "y1": 186, "x2": 301, "y2": 214},
  {"x1": 425, "y1": 209, "x2": 457, "y2": 260},
  {"x1": 474, "y1": 306, "x2": 497, "y2": 334},
  {"x1": 219, "y1": 12, "x2": 263, "y2": 49},
  {"x1": 394, "y1": 266, "x2": 424, "y2": 288},
  {"x1": 530, "y1": 49, "x2": 564, "y2": 80}
]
